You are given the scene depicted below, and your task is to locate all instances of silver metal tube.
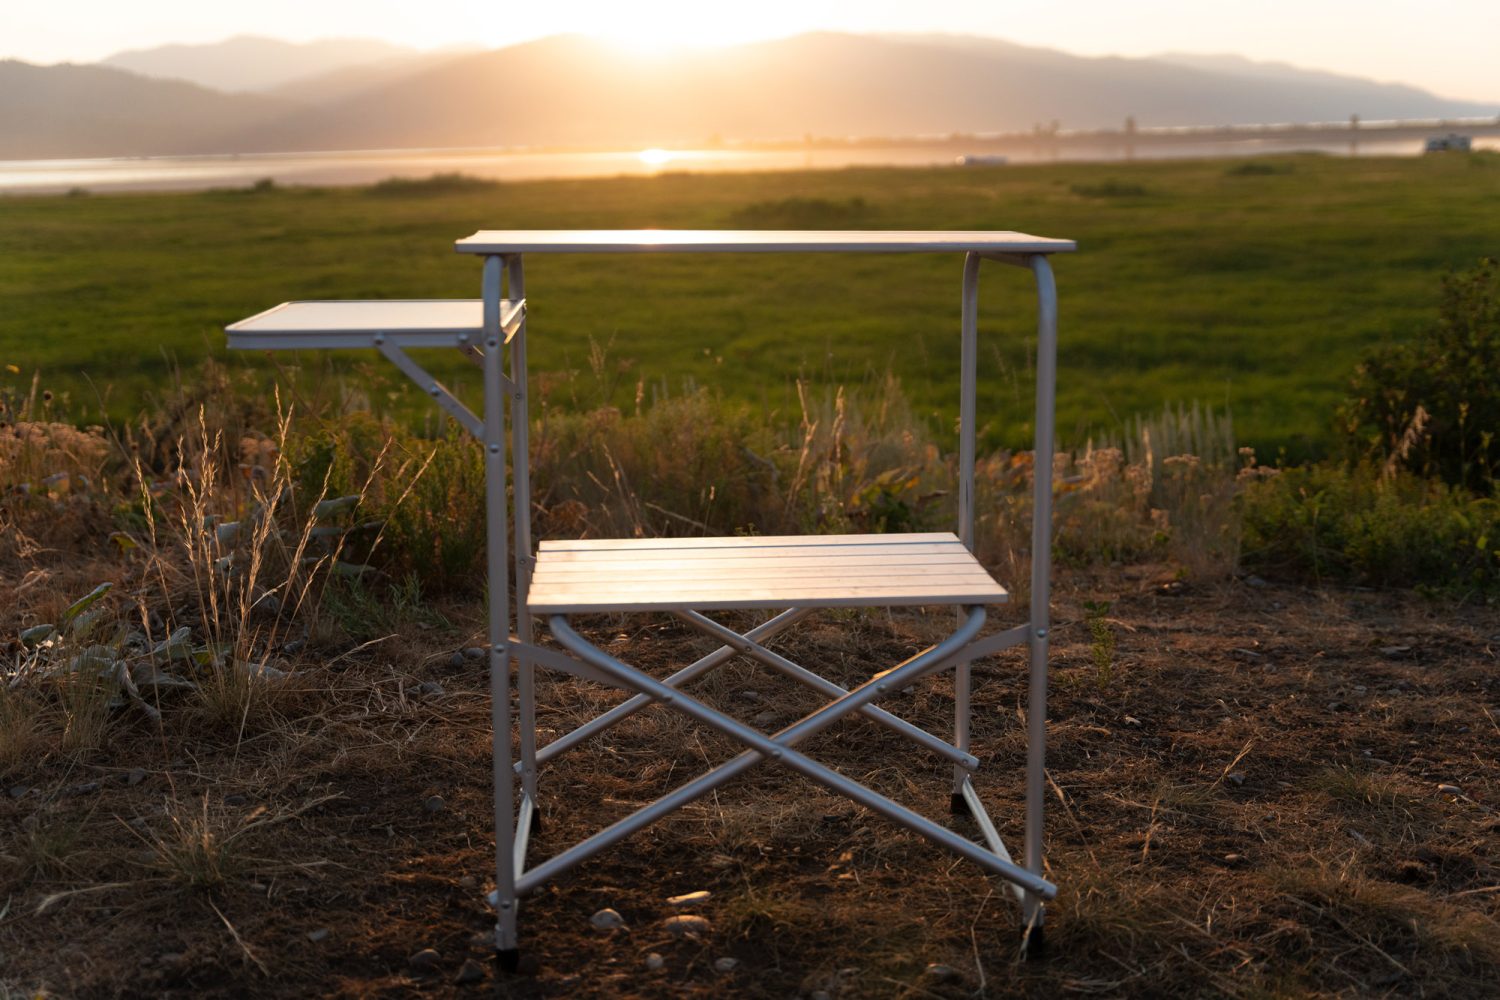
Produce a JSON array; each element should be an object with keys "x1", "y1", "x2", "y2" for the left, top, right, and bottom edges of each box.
[
  {"x1": 481, "y1": 254, "x2": 517, "y2": 950},
  {"x1": 533, "y1": 609, "x2": 1055, "y2": 899},
  {"x1": 513, "y1": 794, "x2": 534, "y2": 878},
  {"x1": 960, "y1": 623, "x2": 1029, "y2": 660},
  {"x1": 960, "y1": 777, "x2": 1026, "y2": 905},
  {"x1": 959, "y1": 252, "x2": 980, "y2": 552},
  {"x1": 745, "y1": 606, "x2": 986, "y2": 750},
  {"x1": 507, "y1": 257, "x2": 539, "y2": 803},
  {"x1": 526, "y1": 607, "x2": 814, "y2": 770},
  {"x1": 1025, "y1": 253, "x2": 1058, "y2": 927},
  {"x1": 675, "y1": 609, "x2": 979, "y2": 771},
  {"x1": 376, "y1": 343, "x2": 483, "y2": 439},
  {"x1": 955, "y1": 252, "x2": 981, "y2": 794}
]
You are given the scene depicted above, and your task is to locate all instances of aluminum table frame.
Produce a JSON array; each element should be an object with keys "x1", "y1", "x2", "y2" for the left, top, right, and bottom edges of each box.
[{"x1": 226, "y1": 229, "x2": 1074, "y2": 966}]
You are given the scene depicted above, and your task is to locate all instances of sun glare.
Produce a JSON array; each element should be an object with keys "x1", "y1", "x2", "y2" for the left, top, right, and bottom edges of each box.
[
  {"x1": 591, "y1": 25, "x2": 752, "y2": 57},
  {"x1": 637, "y1": 148, "x2": 674, "y2": 167}
]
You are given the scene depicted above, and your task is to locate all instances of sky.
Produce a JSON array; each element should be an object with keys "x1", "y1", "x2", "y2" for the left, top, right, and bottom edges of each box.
[{"x1": 6, "y1": 1, "x2": 1498, "y2": 103}]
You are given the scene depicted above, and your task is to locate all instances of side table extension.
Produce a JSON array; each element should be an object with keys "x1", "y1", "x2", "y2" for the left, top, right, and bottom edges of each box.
[{"x1": 226, "y1": 229, "x2": 1075, "y2": 966}]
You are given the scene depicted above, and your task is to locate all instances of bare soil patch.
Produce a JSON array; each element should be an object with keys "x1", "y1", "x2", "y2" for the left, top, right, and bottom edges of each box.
[{"x1": 3, "y1": 567, "x2": 1498, "y2": 997}]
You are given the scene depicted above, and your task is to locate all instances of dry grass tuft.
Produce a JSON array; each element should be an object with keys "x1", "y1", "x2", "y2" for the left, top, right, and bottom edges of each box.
[
  {"x1": 0, "y1": 689, "x2": 47, "y2": 777},
  {"x1": 137, "y1": 796, "x2": 251, "y2": 890}
]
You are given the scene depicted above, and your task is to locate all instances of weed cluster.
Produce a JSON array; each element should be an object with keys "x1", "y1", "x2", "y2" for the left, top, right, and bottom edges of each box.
[
  {"x1": 1342, "y1": 257, "x2": 1500, "y2": 492},
  {"x1": 366, "y1": 172, "x2": 500, "y2": 197}
]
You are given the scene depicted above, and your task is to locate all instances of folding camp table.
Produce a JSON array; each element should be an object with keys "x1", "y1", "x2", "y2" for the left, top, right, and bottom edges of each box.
[{"x1": 225, "y1": 229, "x2": 1074, "y2": 968}]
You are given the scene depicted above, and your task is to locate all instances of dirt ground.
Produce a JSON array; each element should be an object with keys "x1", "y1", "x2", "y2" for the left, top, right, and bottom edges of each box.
[{"x1": 3, "y1": 566, "x2": 1498, "y2": 998}]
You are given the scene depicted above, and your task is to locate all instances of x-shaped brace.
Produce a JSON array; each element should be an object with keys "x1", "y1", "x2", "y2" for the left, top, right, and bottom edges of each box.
[{"x1": 509, "y1": 607, "x2": 1056, "y2": 901}]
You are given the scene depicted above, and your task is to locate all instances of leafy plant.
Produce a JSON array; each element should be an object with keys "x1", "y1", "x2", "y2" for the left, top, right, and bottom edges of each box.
[
  {"x1": 1239, "y1": 463, "x2": 1500, "y2": 596},
  {"x1": 1341, "y1": 258, "x2": 1499, "y2": 492},
  {"x1": 1083, "y1": 599, "x2": 1117, "y2": 689}
]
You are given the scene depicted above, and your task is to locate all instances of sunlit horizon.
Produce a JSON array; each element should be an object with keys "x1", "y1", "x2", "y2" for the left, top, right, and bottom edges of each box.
[{"x1": 5, "y1": 2, "x2": 1499, "y2": 104}]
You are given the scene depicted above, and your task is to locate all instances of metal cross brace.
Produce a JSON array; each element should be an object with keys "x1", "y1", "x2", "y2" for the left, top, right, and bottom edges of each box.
[{"x1": 502, "y1": 606, "x2": 1056, "y2": 901}]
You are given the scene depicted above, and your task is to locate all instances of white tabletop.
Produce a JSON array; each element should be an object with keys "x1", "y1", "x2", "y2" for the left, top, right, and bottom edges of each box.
[
  {"x1": 527, "y1": 532, "x2": 1007, "y2": 613},
  {"x1": 224, "y1": 299, "x2": 523, "y2": 350},
  {"x1": 455, "y1": 230, "x2": 1075, "y2": 255}
]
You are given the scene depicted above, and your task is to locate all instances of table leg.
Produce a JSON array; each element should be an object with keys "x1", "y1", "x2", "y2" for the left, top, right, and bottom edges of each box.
[
  {"x1": 483, "y1": 255, "x2": 519, "y2": 964},
  {"x1": 1024, "y1": 253, "x2": 1058, "y2": 944}
]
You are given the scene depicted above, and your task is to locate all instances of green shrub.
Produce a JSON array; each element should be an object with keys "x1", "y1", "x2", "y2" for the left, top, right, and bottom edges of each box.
[
  {"x1": 1240, "y1": 463, "x2": 1500, "y2": 596},
  {"x1": 367, "y1": 172, "x2": 499, "y2": 197},
  {"x1": 289, "y1": 414, "x2": 487, "y2": 593},
  {"x1": 1224, "y1": 161, "x2": 1293, "y2": 177},
  {"x1": 729, "y1": 196, "x2": 870, "y2": 227},
  {"x1": 1069, "y1": 180, "x2": 1148, "y2": 198},
  {"x1": 1341, "y1": 258, "x2": 1499, "y2": 492}
]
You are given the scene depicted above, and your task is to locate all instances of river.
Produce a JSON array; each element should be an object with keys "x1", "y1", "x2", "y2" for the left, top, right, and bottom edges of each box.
[{"x1": 2, "y1": 135, "x2": 1494, "y2": 196}]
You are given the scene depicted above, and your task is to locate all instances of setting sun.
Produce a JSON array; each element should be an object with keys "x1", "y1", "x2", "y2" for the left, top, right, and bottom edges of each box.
[
  {"x1": 587, "y1": 26, "x2": 750, "y2": 57},
  {"x1": 637, "y1": 147, "x2": 674, "y2": 166}
]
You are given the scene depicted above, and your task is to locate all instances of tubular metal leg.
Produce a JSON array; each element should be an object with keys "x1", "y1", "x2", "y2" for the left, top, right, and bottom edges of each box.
[
  {"x1": 507, "y1": 257, "x2": 539, "y2": 810},
  {"x1": 675, "y1": 610, "x2": 979, "y2": 771},
  {"x1": 535, "y1": 608, "x2": 1057, "y2": 901},
  {"x1": 524, "y1": 607, "x2": 815, "y2": 770},
  {"x1": 1024, "y1": 254, "x2": 1058, "y2": 934},
  {"x1": 482, "y1": 255, "x2": 518, "y2": 956},
  {"x1": 954, "y1": 252, "x2": 982, "y2": 803}
]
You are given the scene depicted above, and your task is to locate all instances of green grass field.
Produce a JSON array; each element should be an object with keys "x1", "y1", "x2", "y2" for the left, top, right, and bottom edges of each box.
[{"x1": 2, "y1": 154, "x2": 1497, "y2": 457}]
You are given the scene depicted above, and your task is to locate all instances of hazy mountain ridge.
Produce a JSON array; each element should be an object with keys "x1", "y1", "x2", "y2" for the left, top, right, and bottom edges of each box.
[
  {"x1": 7, "y1": 33, "x2": 1495, "y2": 160},
  {"x1": 101, "y1": 35, "x2": 418, "y2": 93},
  {"x1": 236, "y1": 32, "x2": 1494, "y2": 153},
  {"x1": 0, "y1": 60, "x2": 296, "y2": 158}
]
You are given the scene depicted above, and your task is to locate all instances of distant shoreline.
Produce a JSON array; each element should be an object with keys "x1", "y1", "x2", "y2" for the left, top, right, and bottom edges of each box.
[{"x1": 3, "y1": 120, "x2": 1497, "y2": 196}]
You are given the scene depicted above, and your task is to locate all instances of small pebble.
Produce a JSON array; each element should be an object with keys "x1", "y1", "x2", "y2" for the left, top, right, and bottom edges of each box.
[
  {"x1": 666, "y1": 890, "x2": 711, "y2": 909},
  {"x1": 418, "y1": 680, "x2": 445, "y2": 697},
  {"x1": 1222, "y1": 853, "x2": 1246, "y2": 865},
  {"x1": 66, "y1": 781, "x2": 101, "y2": 797},
  {"x1": 1123, "y1": 716, "x2": 1143, "y2": 727},
  {"x1": 1225, "y1": 772, "x2": 1246, "y2": 787},
  {"x1": 590, "y1": 907, "x2": 626, "y2": 931},
  {"x1": 159, "y1": 953, "x2": 184, "y2": 967},
  {"x1": 459, "y1": 875, "x2": 476, "y2": 889},
  {"x1": 455, "y1": 958, "x2": 486, "y2": 985},
  {"x1": 1379, "y1": 645, "x2": 1413, "y2": 659},
  {"x1": 713, "y1": 957, "x2": 740, "y2": 973},
  {"x1": 752, "y1": 709, "x2": 779, "y2": 727},
  {"x1": 449, "y1": 652, "x2": 465, "y2": 667},
  {"x1": 462, "y1": 646, "x2": 486, "y2": 661},
  {"x1": 224, "y1": 793, "x2": 248, "y2": 806},
  {"x1": 925, "y1": 963, "x2": 962, "y2": 982},
  {"x1": 283, "y1": 638, "x2": 306, "y2": 654},
  {"x1": 738, "y1": 689, "x2": 762, "y2": 703},
  {"x1": 424, "y1": 795, "x2": 445, "y2": 813},
  {"x1": 645, "y1": 953, "x2": 665, "y2": 971},
  {"x1": 9, "y1": 785, "x2": 29, "y2": 799},
  {"x1": 1244, "y1": 575, "x2": 1268, "y2": 588},
  {"x1": 662, "y1": 914, "x2": 711, "y2": 938},
  {"x1": 408, "y1": 948, "x2": 442, "y2": 973},
  {"x1": 1437, "y1": 784, "x2": 1462, "y2": 795},
  {"x1": 126, "y1": 767, "x2": 147, "y2": 787},
  {"x1": 306, "y1": 928, "x2": 330, "y2": 943}
]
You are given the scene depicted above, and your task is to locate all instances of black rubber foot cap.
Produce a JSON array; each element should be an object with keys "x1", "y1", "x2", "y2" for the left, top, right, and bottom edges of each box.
[
  {"x1": 495, "y1": 948, "x2": 520, "y2": 974},
  {"x1": 1021, "y1": 924, "x2": 1047, "y2": 959},
  {"x1": 530, "y1": 809, "x2": 542, "y2": 836},
  {"x1": 949, "y1": 792, "x2": 970, "y2": 817}
]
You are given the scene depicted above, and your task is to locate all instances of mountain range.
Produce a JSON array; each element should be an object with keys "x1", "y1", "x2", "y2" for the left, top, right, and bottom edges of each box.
[{"x1": 3, "y1": 32, "x2": 1494, "y2": 160}]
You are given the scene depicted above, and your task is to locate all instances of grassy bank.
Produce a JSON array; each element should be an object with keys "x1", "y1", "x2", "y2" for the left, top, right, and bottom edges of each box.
[{"x1": 3, "y1": 154, "x2": 1499, "y2": 458}]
